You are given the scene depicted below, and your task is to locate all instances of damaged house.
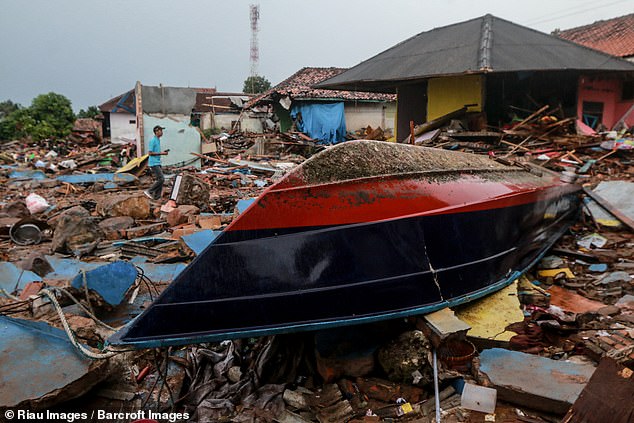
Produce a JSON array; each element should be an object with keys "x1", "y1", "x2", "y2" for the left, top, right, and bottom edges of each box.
[
  {"x1": 556, "y1": 13, "x2": 634, "y2": 130},
  {"x1": 194, "y1": 90, "x2": 255, "y2": 134},
  {"x1": 99, "y1": 84, "x2": 255, "y2": 167},
  {"x1": 316, "y1": 14, "x2": 634, "y2": 140},
  {"x1": 98, "y1": 89, "x2": 136, "y2": 145},
  {"x1": 246, "y1": 67, "x2": 396, "y2": 143}
]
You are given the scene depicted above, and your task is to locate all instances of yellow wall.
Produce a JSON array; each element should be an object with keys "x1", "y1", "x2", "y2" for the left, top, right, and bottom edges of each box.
[{"x1": 427, "y1": 75, "x2": 483, "y2": 121}]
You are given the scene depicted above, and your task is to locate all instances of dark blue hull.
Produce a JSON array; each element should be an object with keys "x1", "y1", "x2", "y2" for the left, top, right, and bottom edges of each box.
[{"x1": 109, "y1": 190, "x2": 580, "y2": 348}]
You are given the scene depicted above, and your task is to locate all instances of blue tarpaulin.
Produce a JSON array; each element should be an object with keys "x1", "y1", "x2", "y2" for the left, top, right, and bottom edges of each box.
[{"x1": 291, "y1": 102, "x2": 346, "y2": 144}]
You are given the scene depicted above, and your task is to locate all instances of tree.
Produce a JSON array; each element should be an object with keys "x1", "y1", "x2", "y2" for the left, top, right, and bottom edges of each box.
[
  {"x1": 30, "y1": 92, "x2": 75, "y2": 138},
  {"x1": 0, "y1": 100, "x2": 20, "y2": 119},
  {"x1": 0, "y1": 93, "x2": 75, "y2": 141},
  {"x1": 77, "y1": 106, "x2": 101, "y2": 119},
  {"x1": 0, "y1": 100, "x2": 22, "y2": 140},
  {"x1": 243, "y1": 75, "x2": 272, "y2": 94}
]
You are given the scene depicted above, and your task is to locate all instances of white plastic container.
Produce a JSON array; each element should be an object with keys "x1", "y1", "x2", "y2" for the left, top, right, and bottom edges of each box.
[{"x1": 460, "y1": 383, "x2": 497, "y2": 414}]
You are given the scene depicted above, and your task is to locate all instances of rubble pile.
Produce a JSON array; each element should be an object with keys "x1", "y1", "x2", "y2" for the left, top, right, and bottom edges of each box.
[{"x1": 0, "y1": 113, "x2": 633, "y2": 422}]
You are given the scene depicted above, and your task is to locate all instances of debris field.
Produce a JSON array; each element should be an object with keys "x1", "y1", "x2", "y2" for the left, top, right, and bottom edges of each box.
[{"x1": 1, "y1": 107, "x2": 633, "y2": 423}]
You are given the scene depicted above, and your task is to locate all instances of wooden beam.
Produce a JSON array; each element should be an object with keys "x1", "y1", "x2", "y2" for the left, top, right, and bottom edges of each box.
[
  {"x1": 500, "y1": 140, "x2": 531, "y2": 152},
  {"x1": 502, "y1": 135, "x2": 532, "y2": 157},
  {"x1": 190, "y1": 152, "x2": 230, "y2": 165},
  {"x1": 512, "y1": 105, "x2": 549, "y2": 131}
]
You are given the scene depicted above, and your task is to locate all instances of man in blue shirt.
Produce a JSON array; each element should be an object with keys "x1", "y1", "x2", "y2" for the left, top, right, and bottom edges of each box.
[{"x1": 145, "y1": 125, "x2": 169, "y2": 200}]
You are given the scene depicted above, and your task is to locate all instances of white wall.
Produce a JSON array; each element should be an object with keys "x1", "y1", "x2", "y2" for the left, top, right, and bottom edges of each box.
[
  {"x1": 344, "y1": 102, "x2": 396, "y2": 133},
  {"x1": 110, "y1": 112, "x2": 137, "y2": 144},
  {"x1": 205, "y1": 113, "x2": 263, "y2": 133},
  {"x1": 143, "y1": 114, "x2": 201, "y2": 168}
]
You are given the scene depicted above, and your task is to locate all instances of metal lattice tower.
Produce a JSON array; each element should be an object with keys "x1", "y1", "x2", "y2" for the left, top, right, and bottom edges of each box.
[{"x1": 249, "y1": 4, "x2": 260, "y2": 78}]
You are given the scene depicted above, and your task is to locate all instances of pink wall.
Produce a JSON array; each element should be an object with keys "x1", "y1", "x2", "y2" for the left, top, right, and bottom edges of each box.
[{"x1": 578, "y1": 76, "x2": 634, "y2": 129}]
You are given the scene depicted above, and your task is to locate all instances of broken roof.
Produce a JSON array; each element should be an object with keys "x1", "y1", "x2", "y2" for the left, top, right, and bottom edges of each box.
[
  {"x1": 99, "y1": 87, "x2": 220, "y2": 115},
  {"x1": 246, "y1": 67, "x2": 396, "y2": 108},
  {"x1": 316, "y1": 14, "x2": 634, "y2": 93},
  {"x1": 98, "y1": 90, "x2": 135, "y2": 114},
  {"x1": 556, "y1": 13, "x2": 634, "y2": 59},
  {"x1": 195, "y1": 92, "x2": 252, "y2": 113}
]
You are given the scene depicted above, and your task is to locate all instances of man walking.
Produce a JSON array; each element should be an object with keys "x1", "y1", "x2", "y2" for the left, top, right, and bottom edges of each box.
[{"x1": 145, "y1": 125, "x2": 169, "y2": 201}]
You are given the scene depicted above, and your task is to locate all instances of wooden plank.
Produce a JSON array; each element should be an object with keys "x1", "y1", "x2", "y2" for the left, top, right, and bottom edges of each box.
[
  {"x1": 502, "y1": 135, "x2": 532, "y2": 157},
  {"x1": 190, "y1": 152, "x2": 230, "y2": 165},
  {"x1": 501, "y1": 140, "x2": 531, "y2": 152},
  {"x1": 563, "y1": 358, "x2": 634, "y2": 423}
]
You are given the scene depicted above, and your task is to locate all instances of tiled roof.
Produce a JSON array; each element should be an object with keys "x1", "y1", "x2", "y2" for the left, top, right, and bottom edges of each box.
[
  {"x1": 73, "y1": 118, "x2": 102, "y2": 132},
  {"x1": 557, "y1": 13, "x2": 634, "y2": 58},
  {"x1": 246, "y1": 67, "x2": 396, "y2": 108}
]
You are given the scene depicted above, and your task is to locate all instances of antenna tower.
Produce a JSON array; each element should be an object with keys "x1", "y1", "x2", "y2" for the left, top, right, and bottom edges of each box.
[{"x1": 249, "y1": 4, "x2": 260, "y2": 78}]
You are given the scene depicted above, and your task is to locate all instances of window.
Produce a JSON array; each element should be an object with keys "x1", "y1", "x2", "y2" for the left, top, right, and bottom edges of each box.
[
  {"x1": 623, "y1": 81, "x2": 634, "y2": 101},
  {"x1": 582, "y1": 101, "x2": 604, "y2": 129}
]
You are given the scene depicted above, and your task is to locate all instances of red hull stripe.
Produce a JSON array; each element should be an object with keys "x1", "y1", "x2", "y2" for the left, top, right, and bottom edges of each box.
[{"x1": 227, "y1": 174, "x2": 581, "y2": 232}]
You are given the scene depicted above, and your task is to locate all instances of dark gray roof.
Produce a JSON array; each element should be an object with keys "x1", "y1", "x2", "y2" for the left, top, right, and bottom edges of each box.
[{"x1": 316, "y1": 14, "x2": 634, "y2": 93}]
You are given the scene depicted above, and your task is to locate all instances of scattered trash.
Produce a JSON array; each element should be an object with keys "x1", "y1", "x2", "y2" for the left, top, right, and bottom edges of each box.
[
  {"x1": 25, "y1": 192, "x2": 50, "y2": 214},
  {"x1": 9, "y1": 217, "x2": 49, "y2": 245},
  {"x1": 577, "y1": 233, "x2": 608, "y2": 249},
  {"x1": 0, "y1": 88, "x2": 632, "y2": 422},
  {"x1": 461, "y1": 383, "x2": 497, "y2": 414}
]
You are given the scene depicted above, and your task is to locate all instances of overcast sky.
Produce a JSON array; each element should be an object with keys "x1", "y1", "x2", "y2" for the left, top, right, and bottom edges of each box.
[{"x1": 1, "y1": 0, "x2": 632, "y2": 111}]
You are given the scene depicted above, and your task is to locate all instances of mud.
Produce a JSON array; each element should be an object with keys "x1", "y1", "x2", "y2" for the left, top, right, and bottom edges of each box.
[{"x1": 294, "y1": 140, "x2": 543, "y2": 186}]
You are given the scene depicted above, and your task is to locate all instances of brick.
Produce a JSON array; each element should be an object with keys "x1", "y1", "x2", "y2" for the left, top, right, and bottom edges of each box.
[
  {"x1": 172, "y1": 225, "x2": 200, "y2": 240},
  {"x1": 198, "y1": 214, "x2": 222, "y2": 230},
  {"x1": 19, "y1": 282, "x2": 44, "y2": 300},
  {"x1": 600, "y1": 336, "x2": 616, "y2": 346}
]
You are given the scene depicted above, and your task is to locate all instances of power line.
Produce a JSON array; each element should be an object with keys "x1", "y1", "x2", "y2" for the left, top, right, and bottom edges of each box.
[
  {"x1": 523, "y1": 0, "x2": 597, "y2": 24},
  {"x1": 524, "y1": 0, "x2": 630, "y2": 26}
]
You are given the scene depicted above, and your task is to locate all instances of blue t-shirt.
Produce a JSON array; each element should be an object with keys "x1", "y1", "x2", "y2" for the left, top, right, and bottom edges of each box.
[{"x1": 148, "y1": 135, "x2": 161, "y2": 166}]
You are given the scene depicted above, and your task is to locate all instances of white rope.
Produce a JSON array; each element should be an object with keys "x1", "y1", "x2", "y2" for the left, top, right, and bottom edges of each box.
[
  {"x1": 40, "y1": 288, "x2": 120, "y2": 360},
  {"x1": 46, "y1": 286, "x2": 117, "y2": 331},
  {"x1": 0, "y1": 288, "x2": 21, "y2": 301},
  {"x1": 81, "y1": 269, "x2": 96, "y2": 317}
]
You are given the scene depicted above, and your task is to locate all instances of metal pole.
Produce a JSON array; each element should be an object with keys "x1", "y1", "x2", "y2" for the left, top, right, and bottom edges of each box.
[{"x1": 433, "y1": 348, "x2": 441, "y2": 423}]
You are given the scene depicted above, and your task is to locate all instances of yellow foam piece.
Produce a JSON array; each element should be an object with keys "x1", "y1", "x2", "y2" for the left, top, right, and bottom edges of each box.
[
  {"x1": 116, "y1": 154, "x2": 149, "y2": 174},
  {"x1": 454, "y1": 281, "x2": 524, "y2": 341},
  {"x1": 537, "y1": 268, "x2": 575, "y2": 279},
  {"x1": 596, "y1": 218, "x2": 621, "y2": 228}
]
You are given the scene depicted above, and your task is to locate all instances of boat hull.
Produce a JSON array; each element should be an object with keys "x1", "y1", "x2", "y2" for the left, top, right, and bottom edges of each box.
[{"x1": 109, "y1": 173, "x2": 580, "y2": 348}]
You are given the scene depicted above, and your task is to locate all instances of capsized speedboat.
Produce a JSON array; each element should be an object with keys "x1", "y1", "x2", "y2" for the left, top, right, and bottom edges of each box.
[{"x1": 109, "y1": 140, "x2": 581, "y2": 348}]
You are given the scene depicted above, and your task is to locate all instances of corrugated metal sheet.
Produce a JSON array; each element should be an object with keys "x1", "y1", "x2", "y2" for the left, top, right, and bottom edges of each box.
[{"x1": 0, "y1": 315, "x2": 101, "y2": 409}]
